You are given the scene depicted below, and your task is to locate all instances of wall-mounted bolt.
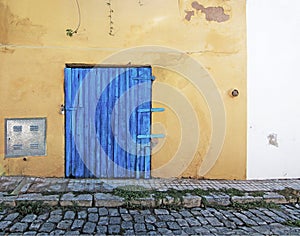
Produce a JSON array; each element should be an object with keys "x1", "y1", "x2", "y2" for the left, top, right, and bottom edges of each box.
[
  {"x1": 60, "y1": 104, "x2": 65, "y2": 115},
  {"x1": 231, "y1": 89, "x2": 239, "y2": 97}
]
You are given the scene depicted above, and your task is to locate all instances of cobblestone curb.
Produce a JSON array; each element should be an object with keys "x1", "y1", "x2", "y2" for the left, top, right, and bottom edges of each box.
[{"x1": 0, "y1": 190, "x2": 299, "y2": 209}]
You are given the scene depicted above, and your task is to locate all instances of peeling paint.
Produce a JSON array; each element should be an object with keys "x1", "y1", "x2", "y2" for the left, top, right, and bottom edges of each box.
[
  {"x1": 191, "y1": 1, "x2": 230, "y2": 23},
  {"x1": 185, "y1": 10, "x2": 194, "y2": 21},
  {"x1": 268, "y1": 133, "x2": 279, "y2": 147}
]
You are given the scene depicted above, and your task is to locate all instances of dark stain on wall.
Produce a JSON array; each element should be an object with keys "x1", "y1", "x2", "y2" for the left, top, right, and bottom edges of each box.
[
  {"x1": 185, "y1": 10, "x2": 195, "y2": 21},
  {"x1": 192, "y1": 1, "x2": 230, "y2": 22},
  {"x1": 184, "y1": 1, "x2": 230, "y2": 23}
]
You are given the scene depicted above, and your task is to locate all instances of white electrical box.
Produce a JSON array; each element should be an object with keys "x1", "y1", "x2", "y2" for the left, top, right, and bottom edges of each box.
[{"x1": 5, "y1": 118, "x2": 47, "y2": 157}]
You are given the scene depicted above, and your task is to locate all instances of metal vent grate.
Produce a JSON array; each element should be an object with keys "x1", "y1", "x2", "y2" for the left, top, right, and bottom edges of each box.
[
  {"x1": 30, "y1": 125, "x2": 39, "y2": 132},
  {"x1": 13, "y1": 144, "x2": 23, "y2": 150},
  {"x1": 30, "y1": 143, "x2": 39, "y2": 149},
  {"x1": 5, "y1": 118, "x2": 47, "y2": 157},
  {"x1": 13, "y1": 126, "x2": 22, "y2": 132}
]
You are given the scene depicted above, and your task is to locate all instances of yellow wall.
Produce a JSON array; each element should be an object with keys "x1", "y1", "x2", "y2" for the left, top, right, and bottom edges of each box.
[{"x1": 0, "y1": 0, "x2": 246, "y2": 179}]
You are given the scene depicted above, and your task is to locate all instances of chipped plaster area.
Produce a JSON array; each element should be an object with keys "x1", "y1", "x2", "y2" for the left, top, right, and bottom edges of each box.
[
  {"x1": 268, "y1": 133, "x2": 279, "y2": 147},
  {"x1": 185, "y1": 1, "x2": 230, "y2": 23},
  {"x1": 0, "y1": 2, "x2": 46, "y2": 45},
  {"x1": 185, "y1": 10, "x2": 195, "y2": 21}
]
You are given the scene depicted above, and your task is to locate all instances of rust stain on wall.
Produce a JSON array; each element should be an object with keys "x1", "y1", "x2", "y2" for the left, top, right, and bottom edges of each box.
[{"x1": 186, "y1": 1, "x2": 230, "y2": 23}]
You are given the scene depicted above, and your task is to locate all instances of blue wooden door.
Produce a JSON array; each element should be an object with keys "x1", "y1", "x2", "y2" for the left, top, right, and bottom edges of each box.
[{"x1": 64, "y1": 67, "x2": 153, "y2": 178}]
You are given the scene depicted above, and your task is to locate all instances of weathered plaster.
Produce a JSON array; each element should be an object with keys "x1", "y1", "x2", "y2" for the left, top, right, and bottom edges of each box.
[{"x1": 0, "y1": 0, "x2": 246, "y2": 179}]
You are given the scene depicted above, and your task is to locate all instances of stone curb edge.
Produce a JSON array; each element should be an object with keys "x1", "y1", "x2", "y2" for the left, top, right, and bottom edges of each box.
[{"x1": 0, "y1": 191, "x2": 299, "y2": 208}]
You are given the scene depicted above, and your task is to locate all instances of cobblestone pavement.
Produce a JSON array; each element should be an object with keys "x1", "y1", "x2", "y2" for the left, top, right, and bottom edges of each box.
[
  {"x1": 0, "y1": 205, "x2": 300, "y2": 235},
  {"x1": 1, "y1": 177, "x2": 300, "y2": 194},
  {"x1": 0, "y1": 177, "x2": 300, "y2": 235}
]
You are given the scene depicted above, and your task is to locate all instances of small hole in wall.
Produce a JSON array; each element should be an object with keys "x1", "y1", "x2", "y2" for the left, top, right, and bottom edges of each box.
[
  {"x1": 23, "y1": 157, "x2": 27, "y2": 161},
  {"x1": 268, "y1": 133, "x2": 279, "y2": 147}
]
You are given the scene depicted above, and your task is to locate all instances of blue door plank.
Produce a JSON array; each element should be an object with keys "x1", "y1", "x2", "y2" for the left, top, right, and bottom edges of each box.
[
  {"x1": 64, "y1": 68, "x2": 72, "y2": 177},
  {"x1": 65, "y1": 66, "x2": 153, "y2": 178}
]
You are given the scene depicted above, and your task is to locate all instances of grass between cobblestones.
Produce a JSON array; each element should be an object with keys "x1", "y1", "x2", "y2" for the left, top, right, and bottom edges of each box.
[
  {"x1": 1, "y1": 186, "x2": 298, "y2": 214},
  {"x1": 112, "y1": 186, "x2": 294, "y2": 210},
  {"x1": 284, "y1": 220, "x2": 300, "y2": 227}
]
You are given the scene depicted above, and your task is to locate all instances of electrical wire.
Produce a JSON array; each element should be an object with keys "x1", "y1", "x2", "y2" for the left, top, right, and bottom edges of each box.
[{"x1": 74, "y1": 0, "x2": 81, "y2": 33}]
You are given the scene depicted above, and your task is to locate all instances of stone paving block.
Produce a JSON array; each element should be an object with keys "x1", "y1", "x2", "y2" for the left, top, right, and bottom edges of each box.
[
  {"x1": 60, "y1": 193, "x2": 92, "y2": 207},
  {"x1": 109, "y1": 216, "x2": 120, "y2": 225},
  {"x1": 16, "y1": 194, "x2": 59, "y2": 206},
  {"x1": 77, "y1": 210, "x2": 87, "y2": 219},
  {"x1": 186, "y1": 217, "x2": 201, "y2": 226},
  {"x1": 94, "y1": 193, "x2": 124, "y2": 207},
  {"x1": 131, "y1": 196, "x2": 158, "y2": 207},
  {"x1": 121, "y1": 221, "x2": 133, "y2": 229},
  {"x1": 155, "y1": 221, "x2": 167, "y2": 228},
  {"x1": 27, "y1": 178, "x2": 68, "y2": 193},
  {"x1": 82, "y1": 222, "x2": 96, "y2": 234},
  {"x1": 231, "y1": 195, "x2": 263, "y2": 204},
  {"x1": 158, "y1": 214, "x2": 175, "y2": 222},
  {"x1": 21, "y1": 214, "x2": 37, "y2": 223},
  {"x1": 88, "y1": 213, "x2": 99, "y2": 222},
  {"x1": 179, "y1": 210, "x2": 193, "y2": 218},
  {"x1": 57, "y1": 220, "x2": 73, "y2": 230},
  {"x1": 5, "y1": 212, "x2": 19, "y2": 221},
  {"x1": 0, "y1": 221, "x2": 12, "y2": 231},
  {"x1": 67, "y1": 179, "x2": 104, "y2": 193},
  {"x1": 23, "y1": 231, "x2": 37, "y2": 236},
  {"x1": 0, "y1": 177, "x2": 24, "y2": 192},
  {"x1": 96, "y1": 225, "x2": 108, "y2": 234},
  {"x1": 145, "y1": 215, "x2": 156, "y2": 224},
  {"x1": 108, "y1": 224, "x2": 121, "y2": 234},
  {"x1": 98, "y1": 207, "x2": 108, "y2": 216},
  {"x1": 29, "y1": 220, "x2": 43, "y2": 231},
  {"x1": 162, "y1": 196, "x2": 179, "y2": 206},
  {"x1": 167, "y1": 221, "x2": 181, "y2": 230},
  {"x1": 0, "y1": 195, "x2": 17, "y2": 206},
  {"x1": 233, "y1": 212, "x2": 258, "y2": 226},
  {"x1": 71, "y1": 219, "x2": 84, "y2": 230},
  {"x1": 49, "y1": 229, "x2": 65, "y2": 235},
  {"x1": 98, "y1": 216, "x2": 109, "y2": 225},
  {"x1": 87, "y1": 207, "x2": 98, "y2": 213},
  {"x1": 158, "y1": 227, "x2": 172, "y2": 235},
  {"x1": 50, "y1": 209, "x2": 62, "y2": 215},
  {"x1": 108, "y1": 208, "x2": 120, "y2": 216},
  {"x1": 211, "y1": 194, "x2": 231, "y2": 206},
  {"x1": 206, "y1": 217, "x2": 223, "y2": 227},
  {"x1": 39, "y1": 222, "x2": 55, "y2": 233},
  {"x1": 154, "y1": 209, "x2": 169, "y2": 215},
  {"x1": 202, "y1": 194, "x2": 231, "y2": 206},
  {"x1": 63, "y1": 210, "x2": 75, "y2": 220},
  {"x1": 182, "y1": 194, "x2": 202, "y2": 208},
  {"x1": 65, "y1": 230, "x2": 79, "y2": 236},
  {"x1": 47, "y1": 214, "x2": 62, "y2": 223},
  {"x1": 37, "y1": 213, "x2": 49, "y2": 221},
  {"x1": 146, "y1": 223, "x2": 156, "y2": 231},
  {"x1": 133, "y1": 215, "x2": 145, "y2": 223},
  {"x1": 176, "y1": 219, "x2": 189, "y2": 227},
  {"x1": 263, "y1": 192, "x2": 288, "y2": 204}
]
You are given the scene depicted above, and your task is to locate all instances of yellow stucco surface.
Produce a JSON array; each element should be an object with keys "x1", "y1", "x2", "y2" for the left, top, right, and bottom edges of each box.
[{"x1": 0, "y1": 0, "x2": 246, "y2": 179}]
